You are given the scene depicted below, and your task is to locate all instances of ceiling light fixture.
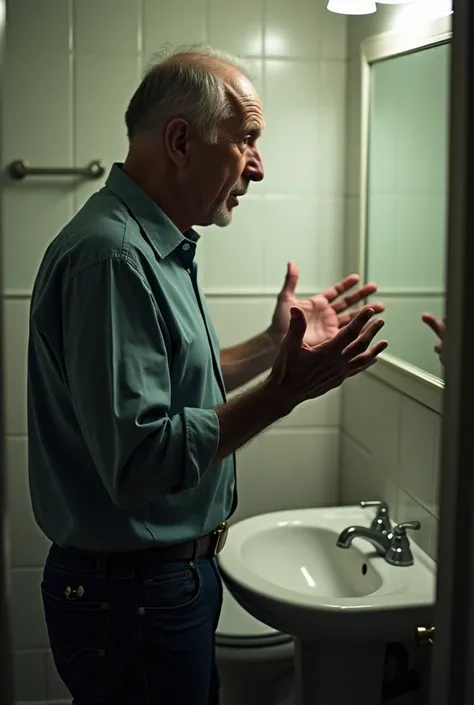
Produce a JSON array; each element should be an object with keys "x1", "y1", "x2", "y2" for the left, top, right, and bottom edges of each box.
[{"x1": 327, "y1": 0, "x2": 377, "y2": 14}]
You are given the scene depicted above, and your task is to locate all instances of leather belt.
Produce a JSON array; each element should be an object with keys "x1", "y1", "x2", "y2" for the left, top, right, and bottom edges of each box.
[
  {"x1": 140, "y1": 521, "x2": 229, "y2": 562},
  {"x1": 101, "y1": 521, "x2": 229, "y2": 564}
]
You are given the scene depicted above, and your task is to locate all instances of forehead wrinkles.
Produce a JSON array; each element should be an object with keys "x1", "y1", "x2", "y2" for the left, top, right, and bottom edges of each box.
[{"x1": 225, "y1": 81, "x2": 264, "y2": 129}]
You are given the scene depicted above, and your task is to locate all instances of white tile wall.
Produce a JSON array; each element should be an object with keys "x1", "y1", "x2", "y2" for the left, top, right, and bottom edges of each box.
[
  {"x1": 2, "y1": 1, "x2": 347, "y2": 701},
  {"x1": 6, "y1": 438, "x2": 49, "y2": 567},
  {"x1": 341, "y1": 3, "x2": 446, "y2": 564},
  {"x1": 231, "y1": 428, "x2": 340, "y2": 524}
]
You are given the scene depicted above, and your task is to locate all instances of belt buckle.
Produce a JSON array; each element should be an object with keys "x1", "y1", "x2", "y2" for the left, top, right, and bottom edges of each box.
[{"x1": 212, "y1": 522, "x2": 228, "y2": 555}]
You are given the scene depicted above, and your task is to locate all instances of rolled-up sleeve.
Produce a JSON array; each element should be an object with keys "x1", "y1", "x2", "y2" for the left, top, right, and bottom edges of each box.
[{"x1": 63, "y1": 255, "x2": 220, "y2": 510}]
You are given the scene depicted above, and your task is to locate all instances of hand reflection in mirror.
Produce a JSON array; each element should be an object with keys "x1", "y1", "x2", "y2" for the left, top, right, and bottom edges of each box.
[{"x1": 422, "y1": 313, "x2": 446, "y2": 364}]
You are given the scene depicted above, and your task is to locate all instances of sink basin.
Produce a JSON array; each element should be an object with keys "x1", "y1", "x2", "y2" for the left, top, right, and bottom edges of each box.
[
  {"x1": 240, "y1": 524, "x2": 383, "y2": 598},
  {"x1": 218, "y1": 505, "x2": 436, "y2": 644}
]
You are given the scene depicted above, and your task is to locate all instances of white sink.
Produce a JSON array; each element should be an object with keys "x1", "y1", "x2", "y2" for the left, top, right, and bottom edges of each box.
[{"x1": 218, "y1": 505, "x2": 436, "y2": 643}]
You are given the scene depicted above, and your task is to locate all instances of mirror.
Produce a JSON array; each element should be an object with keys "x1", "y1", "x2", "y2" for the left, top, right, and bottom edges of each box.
[{"x1": 363, "y1": 36, "x2": 451, "y2": 381}]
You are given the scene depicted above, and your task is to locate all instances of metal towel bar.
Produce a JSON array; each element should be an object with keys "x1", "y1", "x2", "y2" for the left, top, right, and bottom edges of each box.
[{"x1": 7, "y1": 159, "x2": 105, "y2": 181}]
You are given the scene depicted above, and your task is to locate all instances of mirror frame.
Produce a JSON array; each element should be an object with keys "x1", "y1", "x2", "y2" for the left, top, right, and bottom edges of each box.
[{"x1": 359, "y1": 16, "x2": 452, "y2": 413}]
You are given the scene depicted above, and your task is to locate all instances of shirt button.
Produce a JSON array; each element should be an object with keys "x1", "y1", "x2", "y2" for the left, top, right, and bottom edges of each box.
[{"x1": 182, "y1": 243, "x2": 190, "y2": 251}]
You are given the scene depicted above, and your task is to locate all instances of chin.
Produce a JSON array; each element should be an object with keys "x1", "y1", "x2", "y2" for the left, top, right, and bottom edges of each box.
[
  {"x1": 195, "y1": 201, "x2": 235, "y2": 229},
  {"x1": 195, "y1": 213, "x2": 233, "y2": 229},
  {"x1": 212, "y1": 207, "x2": 234, "y2": 228},
  {"x1": 214, "y1": 216, "x2": 233, "y2": 228}
]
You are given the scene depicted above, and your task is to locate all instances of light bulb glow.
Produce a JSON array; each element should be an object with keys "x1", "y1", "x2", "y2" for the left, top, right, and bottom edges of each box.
[
  {"x1": 327, "y1": 0, "x2": 377, "y2": 15},
  {"x1": 392, "y1": 0, "x2": 453, "y2": 28}
]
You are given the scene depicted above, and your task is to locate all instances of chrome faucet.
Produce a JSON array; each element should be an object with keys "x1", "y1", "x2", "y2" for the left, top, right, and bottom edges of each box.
[{"x1": 336, "y1": 521, "x2": 421, "y2": 567}]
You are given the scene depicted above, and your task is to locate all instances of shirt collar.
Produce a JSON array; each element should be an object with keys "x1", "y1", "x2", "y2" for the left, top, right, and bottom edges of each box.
[{"x1": 105, "y1": 163, "x2": 200, "y2": 262}]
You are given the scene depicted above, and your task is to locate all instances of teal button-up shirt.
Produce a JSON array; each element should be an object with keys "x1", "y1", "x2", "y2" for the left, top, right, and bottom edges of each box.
[{"x1": 27, "y1": 164, "x2": 236, "y2": 552}]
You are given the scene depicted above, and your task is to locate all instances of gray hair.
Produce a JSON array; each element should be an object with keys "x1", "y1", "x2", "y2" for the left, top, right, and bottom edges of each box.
[{"x1": 125, "y1": 45, "x2": 253, "y2": 143}]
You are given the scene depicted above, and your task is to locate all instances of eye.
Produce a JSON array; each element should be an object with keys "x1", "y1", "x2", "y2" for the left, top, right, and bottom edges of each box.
[
  {"x1": 239, "y1": 135, "x2": 252, "y2": 148},
  {"x1": 237, "y1": 126, "x2": 261, "y2": 150}
]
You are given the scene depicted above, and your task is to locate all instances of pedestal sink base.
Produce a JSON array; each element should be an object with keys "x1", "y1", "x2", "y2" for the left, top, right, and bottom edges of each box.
[{"x1": 294, "y1": 640, "x2": 386, "y2": 705}]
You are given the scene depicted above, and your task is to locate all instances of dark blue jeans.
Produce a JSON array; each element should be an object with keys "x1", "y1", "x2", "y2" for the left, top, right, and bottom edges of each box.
[{"x1": 41, "y1": 543, "x2": 223, "y2": 705}]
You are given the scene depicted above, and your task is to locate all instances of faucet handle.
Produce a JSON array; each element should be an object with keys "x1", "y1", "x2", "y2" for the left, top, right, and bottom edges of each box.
[
  {"x1": 393, "y1": 521, "x2": 421, "y2": 536},
  {"x1": 360, "y1": 500, "x2": 387, "y2": 509},
  {"x1": 360, "y1": 500, "x2": 391, "y2": 533},
  {"x1": 386, "y1": 521, "x2": 421, "y2": 567}
]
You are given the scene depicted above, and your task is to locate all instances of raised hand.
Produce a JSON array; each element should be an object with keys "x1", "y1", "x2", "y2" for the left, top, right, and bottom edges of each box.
[
  {"x1": 269, "y1": 306, "x2": 388, "y2": 410},
  {"x1": 268, "y1": 262, "x2": 385, "y2": 348},
  {"x1": 422, "y1": 313, "x2": 446, "y2": 363}
]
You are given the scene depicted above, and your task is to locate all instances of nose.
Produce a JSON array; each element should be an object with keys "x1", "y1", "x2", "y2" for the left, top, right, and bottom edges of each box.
[{"x1": 244, "y1": 146, "x2": 264, "y2": 182}]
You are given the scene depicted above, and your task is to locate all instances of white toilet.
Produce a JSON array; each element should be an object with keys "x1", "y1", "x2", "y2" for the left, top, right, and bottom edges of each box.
[{"x1": 216, "y1": 582, "x2": 295, "y2": 705}]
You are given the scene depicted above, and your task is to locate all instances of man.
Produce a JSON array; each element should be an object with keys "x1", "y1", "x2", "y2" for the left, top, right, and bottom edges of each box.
[{"x1": 27, "y1": 47, "x2": 387, "y2": 705}]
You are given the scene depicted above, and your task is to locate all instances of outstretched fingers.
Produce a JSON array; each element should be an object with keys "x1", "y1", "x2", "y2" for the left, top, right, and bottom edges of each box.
[
  {"x1": 337, "y1": 303, "x2": 385, "y2": 328},
  {"x1": 422, "y1": 313, "x2": 446, "y2": 339},
  {"x1": 346, "y1": 340, "x2": 389, "y2": 374},
  {"x1": 333, "y1": 312, "x2": 387, "y2": 375},
  {"x1": 339, "y1": 317, "x2": 386, "y2": 359},
  {"x1": 331, "y1": 307, "x2": 377, "y2": 351},
  {"x1": 320, "y1": 274, "x2": 361, "y2": 304}
]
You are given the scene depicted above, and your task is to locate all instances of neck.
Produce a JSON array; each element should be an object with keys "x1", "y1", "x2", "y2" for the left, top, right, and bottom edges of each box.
[{"x1": 122, "y1": 149, "x2": 193, "y2": 233}]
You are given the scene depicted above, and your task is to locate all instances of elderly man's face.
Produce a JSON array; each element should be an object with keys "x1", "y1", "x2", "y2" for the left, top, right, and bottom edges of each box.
[{"x1": 191, "y1": 74, "x2": 265, "y2": 228}]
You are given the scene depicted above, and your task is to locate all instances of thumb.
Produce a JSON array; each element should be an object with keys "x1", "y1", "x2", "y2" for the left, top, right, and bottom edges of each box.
[
  {"x1": 280, "y1": 261, "x2": 299, "y2": 297},
  {"x1": 285, "y1": 307, "x2": 307, "y2": 347}
]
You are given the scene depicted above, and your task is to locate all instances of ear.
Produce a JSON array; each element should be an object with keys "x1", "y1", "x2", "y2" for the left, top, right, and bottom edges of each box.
[{"x1": 163, "y1": 118, "x2": 192, "y2": 168}]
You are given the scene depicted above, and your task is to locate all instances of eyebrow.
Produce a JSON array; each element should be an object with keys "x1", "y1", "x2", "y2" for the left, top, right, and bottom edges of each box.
[{"x1": 246, "y1": 121, "x2": 263, "y2": 138}]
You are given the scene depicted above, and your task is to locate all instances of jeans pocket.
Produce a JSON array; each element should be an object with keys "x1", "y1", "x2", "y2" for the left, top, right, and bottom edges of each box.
[
  {"x1": 41, "y1": 569, "x2": 109, "y2": 702},
  {"x1": 142, "y1": 561, "x2": 203, "y2": 613}
]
